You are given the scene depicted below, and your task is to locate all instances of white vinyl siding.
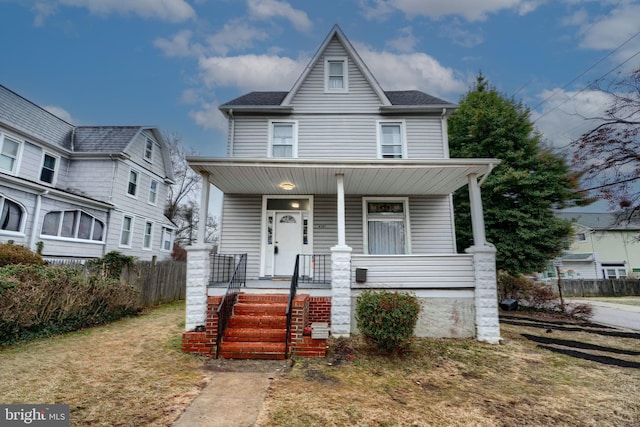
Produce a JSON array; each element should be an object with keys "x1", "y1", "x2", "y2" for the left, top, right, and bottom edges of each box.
[{"x1": 219, "y1": 195, "x2": 262, "y2": 280}]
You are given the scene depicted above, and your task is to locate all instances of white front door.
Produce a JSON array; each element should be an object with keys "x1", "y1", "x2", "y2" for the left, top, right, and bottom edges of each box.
[{"x1": 274, "y1": 212, "x2": 302, "y2": 276}]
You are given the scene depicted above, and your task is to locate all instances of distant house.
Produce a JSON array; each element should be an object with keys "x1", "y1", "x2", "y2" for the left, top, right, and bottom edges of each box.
[
  {"x1": 543, "y1": 212, "x2": 640, "y2": 280},
  {"x1": 0, "y1": 84, "x2": 176, "y2": 261},
  {"x1": 182, "y1": 25, "x2": 501, "y2": 360}
]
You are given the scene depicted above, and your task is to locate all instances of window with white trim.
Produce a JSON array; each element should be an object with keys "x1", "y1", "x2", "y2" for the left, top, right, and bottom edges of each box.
[
  {"x1": 602, "y1": 263, "x2": 627, "y2": 279},
  {"x1": 325, "y1": 57, "x2": 347, "y2": 92},
  {"x1": 143, "y1": 221, "x2": 153, "y2": 250},
  {"x1": 148, "y1": 180, "x2": 158, "y2": 205},
  {"x1": 144, "y1": 138, "x2": 154, "y2": 162},
  {"x1": 120, "y1": 215, "x2": 134, "y2": 247},
  {"x1": 0, "y1": 195, "x2": 24, "y2": 233},
  {"x1": 40, "y1": 153, "x2": 57, "y2": 184},
  {"x1": 127, "y1": 170, "x2": 139, "y2": 197},
  {"x1": 41, "y1": 210, "x2": 104, "y2": 241},
  {"x1": 269, "y1": 121, "x2": 297, "y2": 158},
  {"x1": 0, "y1": 134, "x2": 21, "y2": 173},
  {"x1": 378, "y1": 121, "x2": 405, "y2": 159},
  {"x1": 575, "y1": 232, "x2": 586, "y2": 242},
  {"x1": 363, "y1": 198, "x2": 409, "y2": 254},
  {"x1": 161, "y1": 227, "x2": 174, "y2": 251}
]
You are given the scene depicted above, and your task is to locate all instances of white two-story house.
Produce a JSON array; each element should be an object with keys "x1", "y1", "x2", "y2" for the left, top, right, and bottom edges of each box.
[
  {"x1": 183, "y1": 26, "x2": 501, "y2": 354},
  {"x1": 0, "y1": 85, "x2": 176, "y2": 261}
]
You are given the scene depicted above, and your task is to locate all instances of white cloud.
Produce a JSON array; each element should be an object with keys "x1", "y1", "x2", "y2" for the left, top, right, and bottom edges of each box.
[
  {"x1": 532, "y1": 88, "x2": 613, "y2": 149},
  {"x1": 205, "y1": 20, "x2": 270, "y2": 55},
  {"x1": 197, "y1": 54, "x2": 306, "y2": 91},
  {"x1": 32, "y1": 2, "x2": 57, "y2": 26},
  {"x1": 385, "y1": 26, "x2": 418, "y2": 53},
  {"x1": 361, "y1": 0, "x2": 542, "y2": 22},
  {"x1": 44, "y1": 105, "x2": 75, "y2": 123},
  {"x1": 154, "y1": 30, "x2": 200, "y2": 57},
  {"x1": 440, "y1": 22, "x2": 484, "y2": 48},
  {"x1": 247, "y1": 0, "x2": 312, "y2": 32},
  {"x1": 190, "y1": 101, "x2": 228, "y2": 132},
  {"x1": 356, "y1": 44, "x2": 467, "y2": 97},
  {"x1": 59, "y1": 0, "x2": 196, "y2": 22},
  {"x1": 577, "y1": 4, "x2": 640, "y2": 52}
]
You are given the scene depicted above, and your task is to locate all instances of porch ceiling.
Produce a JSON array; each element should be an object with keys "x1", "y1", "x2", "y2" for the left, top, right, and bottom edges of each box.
[{"x1": 187, "y1": 158, "x2": 500, "y2": 195}]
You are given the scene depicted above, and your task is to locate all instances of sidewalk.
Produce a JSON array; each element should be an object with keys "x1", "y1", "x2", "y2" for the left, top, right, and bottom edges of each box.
[
  {"x1": 567, "y1": 298, "x2": 640, "y2": 331},
  {"x1": 172, "y1": 360, "x2": 292, "y2": 427}
]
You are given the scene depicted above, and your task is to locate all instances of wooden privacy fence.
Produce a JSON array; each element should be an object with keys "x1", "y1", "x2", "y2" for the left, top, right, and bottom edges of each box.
[
  {"x1": 122, "y1": 261, "x2": 186, "y2": 306},
  {"x1": 561, "y1": 279, "x2": 640, "y2": 297}
]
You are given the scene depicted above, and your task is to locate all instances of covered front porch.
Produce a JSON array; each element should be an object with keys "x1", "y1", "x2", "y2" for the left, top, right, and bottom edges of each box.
[{"x1": 185, "y1": 158, "x2": 502, "y2": 346}]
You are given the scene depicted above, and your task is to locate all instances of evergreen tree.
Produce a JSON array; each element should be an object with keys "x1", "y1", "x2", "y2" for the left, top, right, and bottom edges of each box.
[{"x1": 449, "y1": 75, "x2": 590, "y2": 274}]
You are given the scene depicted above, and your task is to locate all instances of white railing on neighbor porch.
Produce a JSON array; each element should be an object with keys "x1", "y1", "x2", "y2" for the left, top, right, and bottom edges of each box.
[{"x1": 350, "y1": 254, "x2": 475, "y2": 288}]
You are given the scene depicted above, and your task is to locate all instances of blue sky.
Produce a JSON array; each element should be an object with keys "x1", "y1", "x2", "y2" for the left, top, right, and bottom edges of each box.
[{"x1": 1, "y1": 0, "x2": 639, "y2": 161}]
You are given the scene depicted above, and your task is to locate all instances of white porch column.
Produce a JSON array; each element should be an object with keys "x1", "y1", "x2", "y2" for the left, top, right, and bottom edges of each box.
[
  {"x1": 467, "y1": 173, "x2": 486, "y2": 247},
  {"x1": 197, "y1": 172, "x2": 210, "y2": 245},
  {"x1": 331, "y1": 173, "x2": 352, "y2": 337},
  {"x1": 185, "y1": 244, "x2": 213, "y2": 331}
]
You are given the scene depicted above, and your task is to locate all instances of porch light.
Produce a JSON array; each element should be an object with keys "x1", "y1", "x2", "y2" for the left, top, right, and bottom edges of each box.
[
  {"x1": 279, "y1": 182, "x2": 295, "y2": 191},
  {"x1": 291, "y1": 202, "x2": 300, "y2": 208}
]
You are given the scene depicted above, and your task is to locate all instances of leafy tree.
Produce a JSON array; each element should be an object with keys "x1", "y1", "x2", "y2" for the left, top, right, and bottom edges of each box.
[
  {"x1": 449, "y1": 75, "x2": 591, "y2": 274},
  {"x1": 572, "y1": 68, "x2": 640, "y2": 214}
]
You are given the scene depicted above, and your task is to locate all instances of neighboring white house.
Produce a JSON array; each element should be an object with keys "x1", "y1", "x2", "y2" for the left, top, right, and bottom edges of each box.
[
  {"x1": 184, "y1": 25, "x2": 501, "y2": 343},
  {"x1": 0, "y1": 84, "x2": 176, "y2": 261},
  {"x1": 542, "y1": 212, "x2": 640, "y2": 280}
]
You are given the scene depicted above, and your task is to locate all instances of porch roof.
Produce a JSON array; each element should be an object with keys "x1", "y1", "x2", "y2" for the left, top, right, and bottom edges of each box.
[{"x1": 187, "y1": 158, "x2": 500, "y2": 195}]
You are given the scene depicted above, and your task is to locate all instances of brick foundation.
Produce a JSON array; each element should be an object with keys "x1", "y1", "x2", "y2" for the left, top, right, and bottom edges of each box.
[{"x1": 181, "y1": 296, "x2": 221, "y2": 356}]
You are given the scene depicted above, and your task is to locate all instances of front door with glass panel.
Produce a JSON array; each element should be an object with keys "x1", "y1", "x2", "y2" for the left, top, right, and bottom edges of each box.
[{"x1": 274, "y1": 212, "x2": 302, "y2": 276}]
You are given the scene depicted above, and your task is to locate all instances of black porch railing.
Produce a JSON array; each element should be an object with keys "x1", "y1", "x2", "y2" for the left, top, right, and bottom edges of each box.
[
  {"x1": 297, "y1": 254, "x2": 331, "y2": 285},
  {"x1": 215, "y1": 253, "x2": 247, "y2": 358},
  {"x1": 210, "y1": 253, "x2": 246, "y2": 286},
  {"x1": 285, "y1": 255, "x2": 300, "y2": 357}
]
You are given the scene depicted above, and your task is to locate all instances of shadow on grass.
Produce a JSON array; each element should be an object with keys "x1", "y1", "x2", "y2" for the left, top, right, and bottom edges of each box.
[
  {"x1": 521, "y1": 334, "x2": 640, "y2": 356},
  {"x1": 500, "y1": 317, "x2": 640, "y2": 340},
  {"x1": 536, "y1": 345, "x2": 640, "y2": 369}
]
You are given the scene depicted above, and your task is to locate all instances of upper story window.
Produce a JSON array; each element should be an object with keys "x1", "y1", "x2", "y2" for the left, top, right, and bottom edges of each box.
[
  {"x1": 144, "y1": 138, "x2": 154, "y2": 162},
  {"x1": 143, "y1": 220, "x2": 153, "y2": 250},
  {"x1": 161, "y1": 226, "x2": 174, "y2": 252},
  {"x1": 0, "y1": 195, "x2": 25, "y2": 234},
  {"x1": 325, "y1": 57, "x2": 348, "y2": 92},
  {"x1": 575, "y1": 232, "x2": 587, "y2": 242},
  {"x1": 127, "y1": 170, "x2": 139, "y2": 197},
  {"x1": 41, "y1": 210, "x2": 104, "y2": 242},
  {"x1": 40, "y1": 153, "x2": 57, "y2": 184},
  {"x1": 148, "y1": 180, "x2": 159, "y2": 205},
  {"x1": 363, "y1": 198, "x2": 410, "y2": 255},
  {"x1": 269, "y1": 121, "x2": 297, "y2": 158},
  {"x1": 0, "y1": 133, "x2": 21, "y2": 174},
  {"x1": 378, "y1": 121, "x2": 406, "y2": 159}
]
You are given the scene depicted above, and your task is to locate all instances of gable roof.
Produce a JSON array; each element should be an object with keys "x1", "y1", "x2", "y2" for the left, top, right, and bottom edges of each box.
[{"x1": 557, "y1": 212, "x2": 640, "y2": 231}]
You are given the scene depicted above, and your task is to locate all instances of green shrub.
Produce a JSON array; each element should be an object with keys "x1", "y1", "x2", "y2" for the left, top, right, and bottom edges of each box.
[
  {"x1": 355, "y1": 290, "x2": 421, "y2": 353},
  {"x1": 0, "y1": 264, "x2": 142, "y2": 345},
  {"x1": 0, "y1": 242, "x2": 45, "y2": 267},
  {"x1": 86, "y1": 251, "x2": 135, "y2": 279}
]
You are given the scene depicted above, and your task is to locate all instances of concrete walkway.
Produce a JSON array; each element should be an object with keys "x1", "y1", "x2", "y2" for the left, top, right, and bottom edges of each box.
[
  {"x1": 567, "y1": 298, "x2": 640, "y2": 331},
  {"x1": 172, "y1": 360, "x2": 291, "y2": 427}
]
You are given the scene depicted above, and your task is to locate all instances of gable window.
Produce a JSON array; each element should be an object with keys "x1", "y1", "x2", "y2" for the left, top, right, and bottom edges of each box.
[
  {"x1": 143, "y1": 221, "x2": 153, "y2": 250},
  {"x1": 120, "y1": 215, "x2": 133, "y2": 247},
  {"x1": 575, "y1": 232, "x2": 586, "y2": 242},
  {"x1": 144, "y1": 138, "x2": 154, "y2": 162},
  {"x1": 325, "y1": 57, "x2": 348, "y2": 92},
  {"x1": 0, "y1": 195, "x2": 24, "y2": 234},
  {"x1": 41, "y1": 210, "x2": 104, "y2": 242},
  {"x1": 363, "y1": 198, "x2": 410, "y2": 255},
  {"x1": 40, "y1": 153, "x2": 57, "y2": 184},
  {"x1": 269, "y1": 121, "x2": 297, "y2": 158},
  {"x1": 0, "y1": 134, "x2": 21, "y2": 173},
  {"x1": 148, "y1": 180, "x2": 158, "y2": 205},
  {"x1": 127, "y1": 170, "x2": 139, "y2": 197},
  {"x1": 378, "y1": 121, "x2": 406, "y2": 159},
  {"x1": 161, "y1": 227, "x2": 174, "y2": 251}
]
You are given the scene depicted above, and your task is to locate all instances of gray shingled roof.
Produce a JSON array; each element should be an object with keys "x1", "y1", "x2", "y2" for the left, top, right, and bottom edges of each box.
[
  {"x1": 72, "y1": 126, "x2": 141, "y2": 152},
  {"x1": 557, "y1": 212, "x2": 640, "y2": 230},
  {"x1": 220, "y1": 90, "x2": 452, "y2": 108}
]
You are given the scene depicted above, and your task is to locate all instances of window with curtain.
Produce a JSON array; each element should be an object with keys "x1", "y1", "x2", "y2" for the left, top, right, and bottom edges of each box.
[
  {"x1": 0, "y1": 196, "x2": 24, "y2": 233},
  {"x1": 271, "y1": 122, "x2": 295, "y2": 157},
  {"x1": 41, "y1": 210, "x2": 104, "y2": 241},
  {"x1": 365, "y1": 200, "x2": 408, "y2": 254},
  {"x1": 325, "y1": 57, "x2": 347, "y2": 91},
  {"x1": 379, "y1": 122, "x2": 404, "y2": 158}
]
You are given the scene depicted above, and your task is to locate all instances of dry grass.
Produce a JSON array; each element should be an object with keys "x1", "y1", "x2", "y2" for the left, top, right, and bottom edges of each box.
[
  {"x1": 256, "y1": 313, "x2": 640, "y2": 427},
  {"x1": 0, "y1": 301, "x2": 210, "y2": 426},
  {"x1": 586, "y1": 296, "x2": 640, "y2": 307}
]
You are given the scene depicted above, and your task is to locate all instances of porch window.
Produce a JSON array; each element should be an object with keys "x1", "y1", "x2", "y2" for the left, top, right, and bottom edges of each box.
[
  {"x1": 269, "y1": 121, "x2": 297, "y2": 158},
  {"x1": 41, "y1": 210, "x2": 104, "y2": 242},
  {"x1": 378, "y1": 121, "x2": 406, "y2": 159},
  {"x1": 0, "y1": 195, "x2": 24, "y2": 233},
  {"x1": 363, "y1": 198, "x2": 409, "y2": 255}
]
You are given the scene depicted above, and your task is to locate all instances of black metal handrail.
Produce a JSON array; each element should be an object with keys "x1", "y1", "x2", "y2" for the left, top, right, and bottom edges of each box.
[
  {"x1": 210, "y1": 253, "x2": 245, "y2": 286},
  {"x1": 297, "y1": 254, "x2": 331, "y2": 285},
  {"x1": 215, "y1": 253, "x2": 247, "y2": 358},
  {"x1": 285, "y1": 254, "x2": 300, "y2": 357}
]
